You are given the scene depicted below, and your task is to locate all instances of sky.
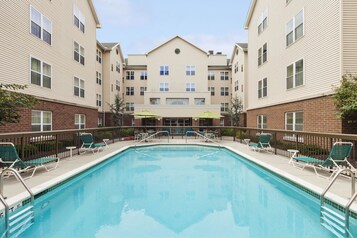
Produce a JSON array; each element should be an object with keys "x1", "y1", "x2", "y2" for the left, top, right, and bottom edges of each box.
[{"x1": 93, "y1": 0, "x2": 251, "y2": 57}]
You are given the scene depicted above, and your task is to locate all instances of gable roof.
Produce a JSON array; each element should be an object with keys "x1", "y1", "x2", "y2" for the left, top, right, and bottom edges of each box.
[
  {"x1": 88, "y1": 0, "x2": 101, "y2": 28},
  {"x1": 98, "y1": 42, "x2": 125, "y2": 62},
  {"x1": 146, "y1": 36, "x2": 207, "y2": 55},
  {"x1": 244, "y1": 0, "x2": 257, "y2": 29},
  {"x1": 230, "y1": 43, "x2": 248, "y2": 64}
]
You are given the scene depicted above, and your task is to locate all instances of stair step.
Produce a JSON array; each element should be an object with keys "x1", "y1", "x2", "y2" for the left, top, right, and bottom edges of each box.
[
  {"x1": 321, "y1": 211, "x2": 345, "y2": 227},
  {"x1": 9, "y1": 206, "x2": 33, "y2": 221},
  {"x1": 9, "y1": 215, "x2": 34, "y2": 235},
  {"x1": 9, "y1": 210, "x2": 34, "y2": 227},
  {"x1": 321, "y1": 206, "x2": 345, "y2": 221},
  {"x1": 321, "y1": 223, "x2": 345, "y2": 238},
  {"x1": 9, "y1": 219, "x2": 33, "y2": 238}
]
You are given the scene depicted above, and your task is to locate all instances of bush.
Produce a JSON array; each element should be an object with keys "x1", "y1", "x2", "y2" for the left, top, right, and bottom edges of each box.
[{"x1": 221, "y1": 128, "x2": 234, "y2": 136}]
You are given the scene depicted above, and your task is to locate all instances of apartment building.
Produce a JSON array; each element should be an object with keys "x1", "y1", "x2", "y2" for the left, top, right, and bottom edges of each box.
[
  {"x1": 230, "y1": 43, "x2": 248, "y2": 126},
  {"x1": 96, "y1": 42, "x2": 125, "y2": 127},
  {"x1": 125, "y1": 36, "x2": 231, "y2": 131},
  {"x1": 0, "y1": 0, "x2": 101, "y2": 133},
  {"x1": 244, "y1": 0, "x2": 357, "y2": 133}
]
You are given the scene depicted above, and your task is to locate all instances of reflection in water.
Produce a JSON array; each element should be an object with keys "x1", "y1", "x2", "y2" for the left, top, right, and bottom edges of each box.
[{"x1": 20, "y1": 146, "x2": 350, "y2": 238}]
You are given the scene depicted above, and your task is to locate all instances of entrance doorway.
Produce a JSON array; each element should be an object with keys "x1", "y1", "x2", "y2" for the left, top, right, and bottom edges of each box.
[{"x1": 163, "y1": 118, "x2": 192, "y2": 135}]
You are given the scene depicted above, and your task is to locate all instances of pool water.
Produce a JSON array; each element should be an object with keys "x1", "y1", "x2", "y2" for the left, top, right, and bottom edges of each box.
[{"x1": 14, "y1": 145, "x2": 356, "y2": 237}]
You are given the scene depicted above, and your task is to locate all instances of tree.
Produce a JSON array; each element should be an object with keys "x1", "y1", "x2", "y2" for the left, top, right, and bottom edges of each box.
[
  {"x1": 109, "y1": 94, "x2": 125, "y2": 126},
  {"x1": 0, "y1": 83, "x2": 37, "y2": 125},
  {"x1": 228, "y1": 96, "x2": 244, "y2": 126},
  {"x1": 333, "y1": 74, "x2": 357, "y2": 118}
]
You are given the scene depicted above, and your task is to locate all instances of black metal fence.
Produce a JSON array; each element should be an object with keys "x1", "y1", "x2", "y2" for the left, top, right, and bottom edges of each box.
[{"x1": 0, "y1": 126, "x2": 356, "y2": 166}]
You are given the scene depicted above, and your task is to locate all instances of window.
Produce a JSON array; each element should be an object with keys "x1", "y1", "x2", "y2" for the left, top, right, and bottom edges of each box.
[
  {"x1": 166, "y1": 98, "x2": 189, "y2": 105},
  {"x1": 96, "y1": 49, "x2": 102, "y2": 63},
  {"x1": 241, "y1": 65, "x2": 244, "y2": 72},
  {"x1": 234, "y1": 81, "x2": 239, "y2": 92},
  {"x1": 208, "y1": 72, "x2": 215, "y2": 80},
  {"x1": 116, "y1": 62, "x2": 120, "y2": 73},
  {"x1": 160, "y1": 83, "x2": 169, "y2": 92},
  {"x1": 287, "y1": 59, "x2": 304, "y2": 89},
  {"x1": 74, "y1": 41, "x2": 85, "y2": 65},
  {"x1": 160, "y1": 66, "x2": 169, "y2": 75},
  {"x1": 220, "y1": 103, "x2": 229, "y2": 112},
  {"x1": 96, "y1": 94, "x2": 102, "y2": 107},
  {"x1": 74, "y1": 5, "x2": 85, "y2": 33},
  {"x1": 150, "y1": 98, "x2": 160, "y2": 105},
  {"x1": 75, "y1": 114, "x2": 86, "y2": 129},
  {"x1": 286, "y1": 0, "x2": 292, "y2": 4},
  {"x1": 126, "y1": 87, "x2": 134, "y2": 96},
  {"x1": 220, "y1": 72, "x2": 229, "y2": 80},
  {"x1": 96, "y1": 72, "x2": 102, "y2": 85},
  {"x1": 30, "y1": 6, "x2": 52, "y2": 45},
  {"x1": 208, "y1": 87, "x2": 215, "y2": 96},
  {"x1": 257, "y1": 115, "x2": 267, "y2": 129},
  {"x1": 126, "y1": 71, "x2": 134, "y2": 80},
  {"x1": 186, "y1": 83, "x2": 195, "y2": 92},
  {"x1": 140, "y1": 71, "x2": 147, "y2": 80},
  {"x1": 258, "y1": 78, "x2": 267, "y2": 98},
  {"x1": 286, "y1": 10, "x2": 304, "y2": 47},
  {"x1": 125, "y1": 102, "x2": 134, "y2": 111},
  {"x1": 74, "y1": 77, "x2": 85, "y2": 98},
  {"x1": 140, "y1": 87, "x2": 147, "y2": 96},
  {"x1": 194, "y1": 98, "x2": 205, "y2": 105},
  {"x1": 31, "y1": 57, "x2": 51, "y2": 88},
  {"x1": 31, "y1": 110, "x2": 52, "y2": 131},
  {"x1": 257, "y1": 9, "x2": 268, "y2": 35},
  {"x1": 220, "y1": 87, "x2": 229, "y2": 96},
  {"x1": 285, "y1": 111, "x2": 303, "y2": 131},
  {"x1": 186, "y1": 66, "x2": 195, "y2": 76},
  {"x1": 116, "y1": 80, "x2": 120, "y2": 91},
  {"x1": 258, "y1": 43, "x2": 267, "y2": 66}
]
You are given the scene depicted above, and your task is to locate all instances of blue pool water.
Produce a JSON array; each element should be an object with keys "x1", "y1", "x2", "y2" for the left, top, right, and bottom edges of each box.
[{"x1": 12, "y1": 145, "x2": 357, "y2": 237}]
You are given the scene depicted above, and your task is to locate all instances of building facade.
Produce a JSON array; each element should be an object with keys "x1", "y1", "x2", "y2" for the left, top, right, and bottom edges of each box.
[
  {"x1": 0, "y1": 0, "x2": 101, "y2": 132},
  {"x1": 125, "y1": 36, "x2": 231, "y2": 132},
  {"x1": 244, "y1": 0, "x2": 357, "y2": 133}
]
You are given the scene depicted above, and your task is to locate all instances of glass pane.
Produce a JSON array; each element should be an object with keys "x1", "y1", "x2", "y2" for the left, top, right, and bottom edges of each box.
[
  {"x1": 74, "y1": 16, "x2": 79, "y2": 27},
  {"x1": 74, "y1": 77, "x2": 79, "y2": 86},
  {"x1": 286, "y1": 19, "x2": 293, "y2": 33},
  {"x1": 80, "y1": 89, "x2": 85, "y2": 97},
  {"x1": 42, "y1": 16, "x2": 52, "y2": 32},
  {"x1": 295, "y1": 10, "x2": 304, "y2": 26},
  {"x1": 295, "y1": 125, "x2": 303, "y2": 131},
  {"x1": 43, "y1": 63, "x2": 51, "y2": 76},
  {"x1": 31, "y1": 72, "x2": 41, "y2": 86},
  {"x1": 31, "y1": 58, "x2": 41, "y2": 72},
  {"x1": 286, "y1": 32, "x2": 293, "y2": 46},
  {"x1": 286, "y1": 125, "x2": 293, "y2": 131},
  {"x1": 80, "y1": 79, "x2": 85, "y2": 88},
  {"x1": 43, "y1": 30, "x2": 51, "y2": 45},
  {"x1": 32, "y1": 125, "x2": 41, "y2": 131},
  {"x1": 74, "y1": 52, "x2": 79, "y2": 62},
  {"x1": 80, "y1": 22, "x2": 85, "y2": 33},
  {"x1": 74, "y1": 87, "x2": 79, "y2": 96},
  {"x1": 287, "y1": 76, "x2": 294, "y2": 89},
  {"x1": 286, "y1": 113, "x2": 293, "y2": 123},
  {"x1": 287, "y1": 64, "x2": 293, "y2": 78},
  {"x1": 31, "y1": 22, "x2": 41, "y2": 38},
  {"x1": 80, "y1": 56, "x2": 85, "y2": 65},
  {"x1": 75, "y1": 114, "x2": 80, "y2": 124},
  {"x1": 31, "y1": 111, "x2": 41, "y2": 123},
  {"x1": 31, "y1": 7, "x2": 41, "y2": 25},
  {"x1": 43, "y1": 112, "x2": 52, "y2": 123},
  {"x1": 43, "y1": 125, "x2": 52, "y2": 131},
  {"x1": 295, "y1": 112, "x2": 303, "y2": 123},
  {"x1": 43, "y1": 75, "x2": 51, "y2": 88},
  {"x1": 295, "y1": 24, "x2": 303, "y2": 40}
]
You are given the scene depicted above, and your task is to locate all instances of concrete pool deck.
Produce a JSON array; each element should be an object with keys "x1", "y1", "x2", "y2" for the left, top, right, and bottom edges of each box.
[{"x1": 1, "y1": 136, "x2": 356, "y2": 213}]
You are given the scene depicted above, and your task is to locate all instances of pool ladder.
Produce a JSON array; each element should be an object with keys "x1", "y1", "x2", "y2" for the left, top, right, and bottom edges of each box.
[
  {"x1": 0, "y1": 168, "x2": 35, "y2": 238},
  {"x1": 320, "y1": 168, "x2": 356, "y2": 238}
]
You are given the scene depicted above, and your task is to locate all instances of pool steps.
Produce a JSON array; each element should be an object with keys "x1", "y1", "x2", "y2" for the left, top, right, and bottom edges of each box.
[
  {"x1": 8, "y1": 205, "x2": 34, "y2": 238},
  {"x1": 321, "y1": 205, "x2": 346, "y2": 238}
]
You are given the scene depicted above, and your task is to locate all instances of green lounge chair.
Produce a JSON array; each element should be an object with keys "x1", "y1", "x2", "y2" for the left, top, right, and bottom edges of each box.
[
  {"x1": 289, "y1": 142, "x2": 354, "y2": 179},
  {"x1": 0, "y1": 142, "x2": 59, "y2": 179},
  {"x1": 249, "y1": 133, "x2": 273, "y2": 152},
  {"x1": 79, "y1": 133, "x2": 107, "y2": 154}
]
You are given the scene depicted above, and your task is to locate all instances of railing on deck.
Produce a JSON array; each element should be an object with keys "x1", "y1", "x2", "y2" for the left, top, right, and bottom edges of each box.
[{"x1": 0, "y1": 126, "x2": 356, "y2": 166}]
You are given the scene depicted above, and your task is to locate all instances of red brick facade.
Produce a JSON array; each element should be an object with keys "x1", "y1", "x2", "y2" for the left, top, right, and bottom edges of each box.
[
  {"x1": 246, "y1": 96, "x2": 343, "y2": 133},
  {"x1": 0, "y1": 100, "x2": 98, "y2": 133}
]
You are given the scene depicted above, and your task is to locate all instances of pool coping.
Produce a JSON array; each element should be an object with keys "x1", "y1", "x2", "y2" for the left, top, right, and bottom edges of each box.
[{"x1": 1, "y1": 142, "x2": 357, "y2": 220}]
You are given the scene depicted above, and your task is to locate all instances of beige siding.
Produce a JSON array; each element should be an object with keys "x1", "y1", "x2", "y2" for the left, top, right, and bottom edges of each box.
[
  {"x1": 343, "y1": 0, "x2": 357, "y2": 74},
  {"x1": 231, "y1": 45, "x2": 247, "y2": 111},
  {"x1": 246, "y1": 0, "x2": 342, "y2": 111},
  {"x1": 0, "y1": 0, "x2": 98, "y2": 108}
]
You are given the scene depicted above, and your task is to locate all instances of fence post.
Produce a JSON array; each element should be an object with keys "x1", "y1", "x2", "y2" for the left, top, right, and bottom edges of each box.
[
  {"x1": 273, "y1": 132, "x2": 277, "y2": 155},
  {"x1": 55, "y1": 134, "x2": 59, "y2": 157}
]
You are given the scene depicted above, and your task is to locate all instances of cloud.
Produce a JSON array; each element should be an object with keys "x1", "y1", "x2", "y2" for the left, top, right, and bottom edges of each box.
[{"x1": 93, "y1": 0, "x2": 151, "y2": 27}]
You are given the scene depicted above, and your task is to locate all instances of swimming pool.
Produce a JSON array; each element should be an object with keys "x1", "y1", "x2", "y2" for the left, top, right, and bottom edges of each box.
[{"x1": 8, "y1": 145, "x2": 357, "y2": 237}]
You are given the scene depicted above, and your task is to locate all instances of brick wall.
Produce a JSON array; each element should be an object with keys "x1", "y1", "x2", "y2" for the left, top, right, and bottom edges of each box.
[
  {"x1": 0, "y1": 100, "x2": 98, "y2": 133},
  {"x1": 246, "y1": 96, "x2": 343, "y2": 133}
]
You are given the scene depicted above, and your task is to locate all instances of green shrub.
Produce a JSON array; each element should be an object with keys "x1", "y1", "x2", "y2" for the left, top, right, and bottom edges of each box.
[{"x1": 221, "y1": 128, "x2": 234, "y2": 136}]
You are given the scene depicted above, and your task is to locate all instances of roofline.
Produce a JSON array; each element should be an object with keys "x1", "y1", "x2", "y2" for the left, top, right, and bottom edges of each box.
[
  {"x1": 146, "y1": 35, "x2": 208, "y2": 55},
  {"x1": 229, "y1": 43, "x2": 248, "y2": 64},
  {"x1": 88, "y1": 0, "x2": 101, "y2": 28},
  {"x1": 97, "y1": 42, "x2": 125, "y2": 62},
  {"x1": 244, "y1": 0, "x2": 257, "y2": 29},
  {"x1": 96, "y1": 41, "x2": 105, "y2": 50}
]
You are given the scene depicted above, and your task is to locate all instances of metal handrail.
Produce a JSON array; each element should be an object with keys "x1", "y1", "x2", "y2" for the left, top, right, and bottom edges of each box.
[
  {"x1": 0, "y1": 168, "x2": 34, "y2": 238},
  {"x1": 134, "y1": 130, "x2": 169, "y2": 147},
  {"x1": 320, "y1": 168, "x2": 355, "y2": 235},
  {"x1": 185, "y1": 131, "x2": 222, "y2": 147}
]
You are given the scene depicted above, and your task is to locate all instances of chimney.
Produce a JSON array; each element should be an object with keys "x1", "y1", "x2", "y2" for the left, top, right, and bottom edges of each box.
[{"x1": 208, "y1": 50, "x2": 214, "y2": 54}]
